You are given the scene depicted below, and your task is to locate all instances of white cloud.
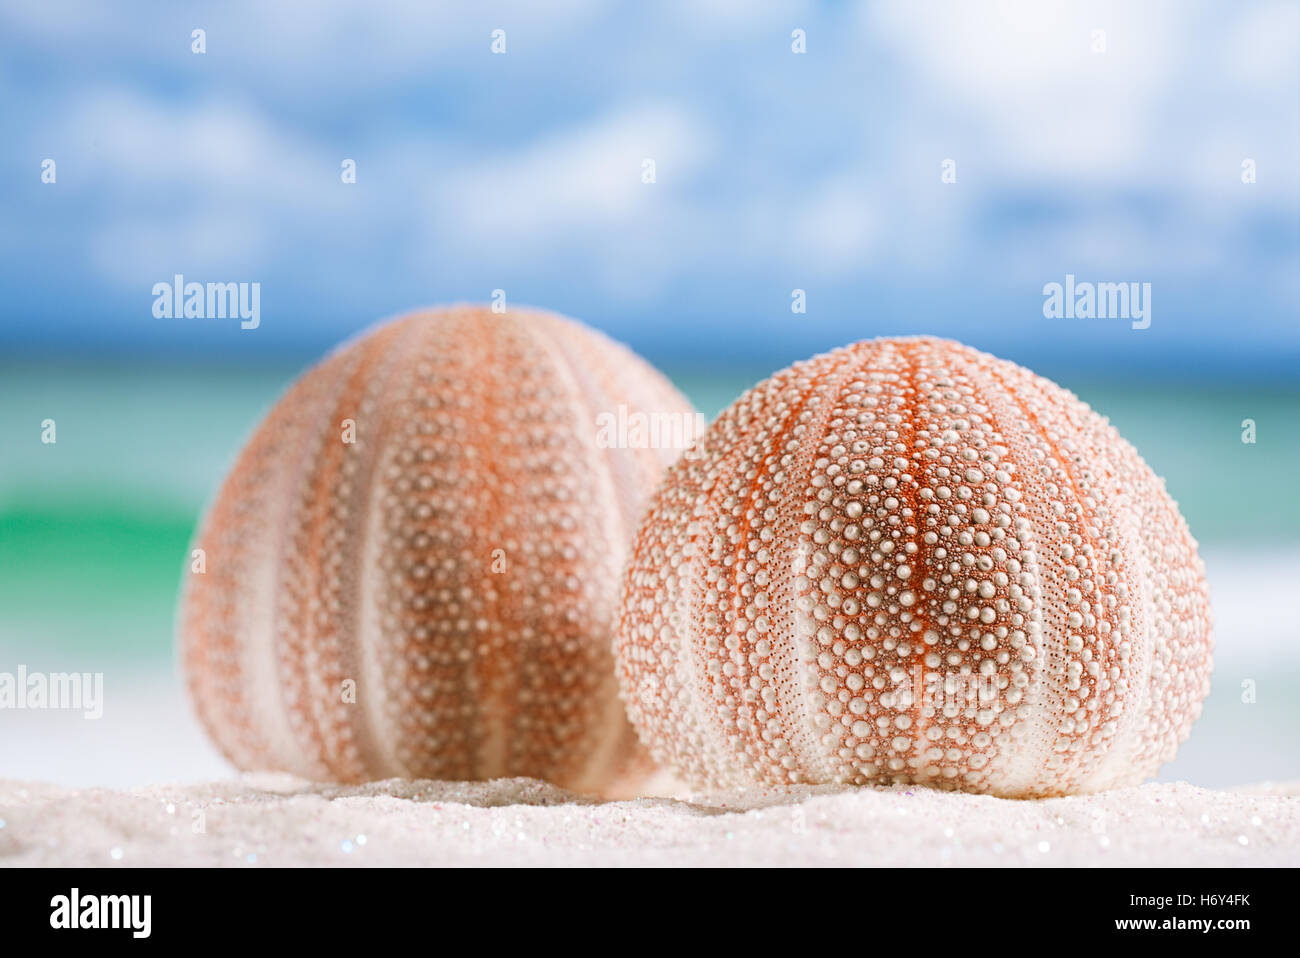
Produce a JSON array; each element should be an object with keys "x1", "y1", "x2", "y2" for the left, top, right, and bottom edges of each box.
[
  {"x1": 1223, "y1": 1, "x2": 1300, "y2": 91},
  {"x1": 787, "y1": 175, "x2": 878, "y2": 274},
  {"x1": 428, "y1": 104, "x2": 714, "y2": 245},
  {"x1": 89, "y1": 213, "x2": 271, "y2": 287},
  {"x1": 40, "y1": 89, "x2": 342, "y2": 288},
  {"x1": 866, "y1": 0, "x2": 1181, "y2": 180},
  {"x1": 860, "y1": 0, "x2": 1297, "y2": 287},
  {"x1": 4, "y1": 0, "x2": 1294, "y2": 322},
  {"x1": 0, "y1": 1, "x2": 613, "y2": 96},
  {"x1": 670, "y1": 0, "x2": 813, "y2": 29}
]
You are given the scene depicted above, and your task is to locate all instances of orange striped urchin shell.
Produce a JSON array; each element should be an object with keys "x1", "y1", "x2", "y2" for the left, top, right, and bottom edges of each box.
[
  {"x1": 616, "y1": 337, "x2": 1212, "y2": 797},
  {"x1": 180, "y1": 305, "x2": 695, "y2": 794}
]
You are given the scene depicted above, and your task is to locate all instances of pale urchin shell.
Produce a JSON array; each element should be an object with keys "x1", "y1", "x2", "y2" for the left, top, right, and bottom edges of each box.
[
  {"x1": 180, "y1": 304, "x2": 695, "y2": 794},
  {"x1": 616, "y1": 337, "x2": 1213, "y2": 797}
]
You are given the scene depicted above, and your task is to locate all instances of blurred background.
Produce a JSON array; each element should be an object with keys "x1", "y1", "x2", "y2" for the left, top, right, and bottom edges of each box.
[{"x1": 1, "y1": 0, "x2": 1296, "y2": 788}]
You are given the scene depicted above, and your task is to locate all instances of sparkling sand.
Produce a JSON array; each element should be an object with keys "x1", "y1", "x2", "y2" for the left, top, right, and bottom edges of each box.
[{"x1": 2, "y1": 776, "x2": 1296, "y2": 867}]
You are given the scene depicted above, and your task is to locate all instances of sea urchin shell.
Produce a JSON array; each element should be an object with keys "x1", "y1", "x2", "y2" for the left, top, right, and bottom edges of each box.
[
  {"x1": 180, "y1": 305, "x2": 695, "y2": 794},
  {"x1": 616, "y1": 337, "x2": 1212, "y2": 797}
]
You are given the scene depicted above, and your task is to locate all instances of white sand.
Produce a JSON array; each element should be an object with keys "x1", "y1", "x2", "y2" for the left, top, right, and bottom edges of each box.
[{"x1": 2, "y1": 775, "x2": 1296, "y2": 867}]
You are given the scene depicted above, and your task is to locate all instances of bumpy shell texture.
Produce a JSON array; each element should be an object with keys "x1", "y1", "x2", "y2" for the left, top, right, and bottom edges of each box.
[
  {"x1": 616, "y1": 337, "x2": 1212, "y2": 797},
  {"x1": 180, "y1": 305, "x2": 695, "y2": 794}
]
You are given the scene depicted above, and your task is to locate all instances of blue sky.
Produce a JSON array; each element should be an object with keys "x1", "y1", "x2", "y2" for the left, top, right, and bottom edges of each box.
[{"x1": 1, "y1": 0, "x2": 1296, "y2": 378}]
